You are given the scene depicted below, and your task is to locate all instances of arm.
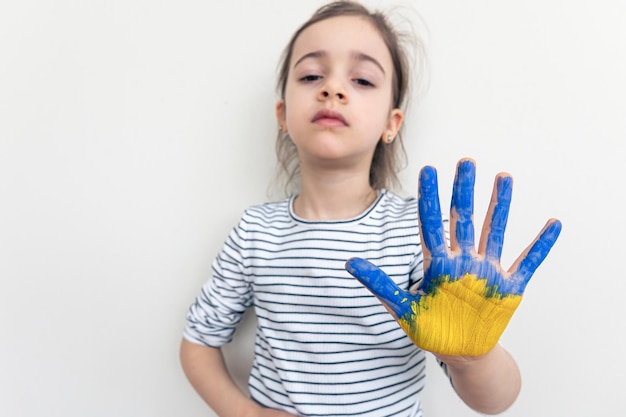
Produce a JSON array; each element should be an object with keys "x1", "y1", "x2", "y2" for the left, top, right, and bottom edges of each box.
[
  {"x1": 179, "y1": 339, "x2": 259, "y2": 417},
  {"x1": 436, "y1": 344, "x2": 521, "y2": 414},
  {"x1": 179, "y1": 339, "x2": 298, "y2": 417}
]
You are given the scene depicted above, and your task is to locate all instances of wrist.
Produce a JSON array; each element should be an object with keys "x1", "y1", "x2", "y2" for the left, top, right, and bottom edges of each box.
[
  {"x1": 240, "y1": 402, "x2": 264, "y2": 417},
  {"x1": 434, "y1": 344, "x2": 501, "y2": 373}
]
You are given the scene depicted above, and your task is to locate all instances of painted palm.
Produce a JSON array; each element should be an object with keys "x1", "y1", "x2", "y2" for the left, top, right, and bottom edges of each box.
[{"x1": 346, "y1": 159, "x2": 562, "y2": 356}]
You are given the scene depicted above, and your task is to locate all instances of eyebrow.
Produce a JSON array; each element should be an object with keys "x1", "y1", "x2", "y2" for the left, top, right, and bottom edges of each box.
[{"x1": 293, "y1": 50, "x2": 386, "y2": 75}]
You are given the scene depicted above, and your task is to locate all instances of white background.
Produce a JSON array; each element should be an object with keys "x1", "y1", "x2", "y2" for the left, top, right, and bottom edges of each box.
[{"x1": 1, "y1": 1, "x2": 625, "y2": 416}]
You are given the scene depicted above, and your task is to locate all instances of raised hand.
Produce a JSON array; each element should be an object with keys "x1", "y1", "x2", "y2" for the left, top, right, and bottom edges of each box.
[{"x1": 346, "y1": 158, "x2": 561, "y2": 356}]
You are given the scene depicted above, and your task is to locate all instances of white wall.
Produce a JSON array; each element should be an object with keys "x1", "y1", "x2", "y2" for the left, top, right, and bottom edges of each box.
[{"x1": 1, "y1": 1, "x2": 624, "y2": 416}]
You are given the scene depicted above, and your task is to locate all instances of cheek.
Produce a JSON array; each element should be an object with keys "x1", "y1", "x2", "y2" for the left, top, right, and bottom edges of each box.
[
  {"x1": 357, "y1": 103, "x2": 392, "y2": 133},
  {"x1": 358, "y1": 90, "x2": 394, "y2": 119},
  {"x1": 283, "y1": 96, "x2": 310, "y2": 125}
]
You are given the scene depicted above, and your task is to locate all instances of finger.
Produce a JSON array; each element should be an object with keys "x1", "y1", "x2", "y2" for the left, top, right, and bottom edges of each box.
[
  {"x1": 450, "y1": 158, "x2": 476, "y2": 254},
  {"x1": 345, "y1": 257, "x2": 413, "y2": 319},
  {"x1": 508, "y1": 219, "x2": 562, "y2": 293},
  {"x1": 418, "y1": 165, "x2": 447, "y2": 260},
  {"x1": 478, "y1": 173, "x2": 512, "y2": 261}
]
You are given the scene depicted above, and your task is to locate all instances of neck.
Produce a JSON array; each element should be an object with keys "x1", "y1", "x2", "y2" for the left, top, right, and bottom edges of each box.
[{"x1": 293, "y1": 165, "x2": 379, "y2": 221}]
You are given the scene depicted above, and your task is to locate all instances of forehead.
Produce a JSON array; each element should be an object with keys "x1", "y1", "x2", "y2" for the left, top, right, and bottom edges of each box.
[{"x1": 291, "y1": 15, "x2": 392, "y2": 69}]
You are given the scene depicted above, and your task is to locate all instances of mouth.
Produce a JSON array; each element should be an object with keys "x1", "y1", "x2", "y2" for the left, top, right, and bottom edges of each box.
[{"x1": 311, "y1": 109, "x2": 348, "y2": 127}]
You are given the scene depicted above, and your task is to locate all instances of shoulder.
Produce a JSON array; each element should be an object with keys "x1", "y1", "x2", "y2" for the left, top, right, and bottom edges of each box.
[
  {"x1": 355, "y1": 190, "x2": 419, "y2": 238},
  {"x1": 380, "y1": 189, "x2": 417, "y2": 206},
  {"x1": 244, "y1": 197, "x2": 290, "y2": 216},
  {"x1": 222, "y1": 198, "x2": 295, "y2": 252},
  {"x1": 240, "y1": 198, "x2": 292, "y2": 227},
  {"x1": 373, "y1": 190, "x2": 418, "y2": 220}
]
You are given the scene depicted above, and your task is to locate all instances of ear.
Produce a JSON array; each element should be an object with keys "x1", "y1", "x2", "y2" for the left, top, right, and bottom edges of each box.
[
  {"x1": 276, "y1": 99, "x2": 287, "y2": 132},
  {"x1": 382, "y1": 108, "x2": 404, "y2": 142}
]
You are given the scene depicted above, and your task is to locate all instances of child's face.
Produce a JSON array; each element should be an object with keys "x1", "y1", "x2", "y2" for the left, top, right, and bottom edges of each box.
[{"x1": 276, "y1": 15, "x2": 403, "y2": 172}]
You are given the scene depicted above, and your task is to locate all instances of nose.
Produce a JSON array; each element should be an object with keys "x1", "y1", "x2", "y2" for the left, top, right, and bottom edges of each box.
[{"x1": 318, "y1": 79, "x2": 348, "y2": 103}]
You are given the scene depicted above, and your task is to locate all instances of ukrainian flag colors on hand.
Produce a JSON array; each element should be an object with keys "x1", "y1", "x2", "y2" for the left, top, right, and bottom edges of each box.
[{"x1": 346, "y1": 158, "x2": 562, "y2": 356}]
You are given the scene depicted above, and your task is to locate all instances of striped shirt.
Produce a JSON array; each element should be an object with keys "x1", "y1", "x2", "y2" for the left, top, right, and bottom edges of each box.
[{"x1": 184, "y1": 190, "x2": 438, "y2": 417}]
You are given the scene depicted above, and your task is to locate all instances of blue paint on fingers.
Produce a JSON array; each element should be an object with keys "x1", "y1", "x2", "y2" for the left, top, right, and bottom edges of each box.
[
  {"x1": 451, "y1": 160, "x2": 476, "y2": 252},
  {"x1": 485, "y1": 175, "x2": 512, "y2": 261},
  {"x1": 345, "y1": 257, "x2": 414, "y2": 319},
  {"x1": 348, "y1": 158, "x2": 562, "y2": 356},
  {"x1": 513, "y1": 219, "x2": 563, "y2": 289},
  {"x1": 418, "y1": 166, "x2": 447, "y2": 257}
]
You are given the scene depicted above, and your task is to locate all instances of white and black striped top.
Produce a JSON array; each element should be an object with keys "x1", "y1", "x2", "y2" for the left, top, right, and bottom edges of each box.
[{"x1": 185, "y1": 190, "x2": 437, "y2": 417}]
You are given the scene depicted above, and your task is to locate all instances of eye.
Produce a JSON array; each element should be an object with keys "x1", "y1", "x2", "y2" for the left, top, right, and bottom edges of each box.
[
  {"x1": 300, "y1": 74, "x2": 322, "y2": 82},
  {"x1": 354, "y1": 78, "x2": 375, "y2": 87}
]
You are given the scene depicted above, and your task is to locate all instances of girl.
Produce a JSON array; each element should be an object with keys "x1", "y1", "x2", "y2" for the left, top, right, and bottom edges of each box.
[{"x1": 180, "y1": 2, "x2": 561, "y2": 416}]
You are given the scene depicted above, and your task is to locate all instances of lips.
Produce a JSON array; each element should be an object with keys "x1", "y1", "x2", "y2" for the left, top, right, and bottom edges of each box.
[{"x1": 311, "y1": 109, "x2": 348, "y2": 127}]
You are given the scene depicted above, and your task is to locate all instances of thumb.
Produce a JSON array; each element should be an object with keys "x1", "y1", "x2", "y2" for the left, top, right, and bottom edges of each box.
[{"x1": 345, "y1": 258, "x2": 414, "y2": 319}]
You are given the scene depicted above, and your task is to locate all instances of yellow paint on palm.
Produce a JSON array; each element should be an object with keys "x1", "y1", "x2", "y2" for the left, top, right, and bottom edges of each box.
[{"x1": 398, "y1": 273, "x2": 522, "y2": 356}]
